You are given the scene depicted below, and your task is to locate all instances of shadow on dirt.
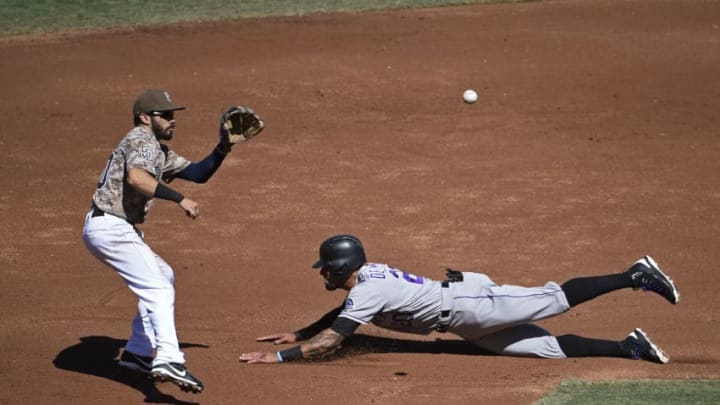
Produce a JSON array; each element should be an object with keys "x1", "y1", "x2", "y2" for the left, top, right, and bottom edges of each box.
[
  {"x1": 339, "y1": 333, "x2": 496, "y2": 357},
  {"x1": 53, "y1": 336, "x2": 208, "y2": 405}
]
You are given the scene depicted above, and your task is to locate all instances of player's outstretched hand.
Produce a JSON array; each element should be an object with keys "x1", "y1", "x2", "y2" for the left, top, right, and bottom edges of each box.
[
  {"x1": 256, "y1": 332, "x2": 297, "y2": 345},
  {"x1": 239, "y1": 351, "x2": 280, "y2": 364},
  {"x1": 179, "y1": 198, "x2": 199, "y2": 219}
]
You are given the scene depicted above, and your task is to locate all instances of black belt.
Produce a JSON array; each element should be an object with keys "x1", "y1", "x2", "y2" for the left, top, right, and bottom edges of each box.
[
  {"x1": 90, "y1": 203, "x2": 139, "y2": 226},
  {"x1": 91, "y1": 204, "x2": 105, "y2": 217}
]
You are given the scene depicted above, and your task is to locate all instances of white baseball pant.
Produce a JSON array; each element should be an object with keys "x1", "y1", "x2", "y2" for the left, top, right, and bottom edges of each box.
[{"x1": 82, "y1": 210, "x2": 185, "y2": 365}]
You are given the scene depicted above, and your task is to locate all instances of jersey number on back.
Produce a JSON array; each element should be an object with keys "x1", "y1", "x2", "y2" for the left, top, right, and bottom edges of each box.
[
  {"x1": 388, "y1": 268, "x2": 424, "y2": 285},
  {"x1": 367, "y1": 264, "x2": 425, "y2": 285},
  {"x1": 96, "y1": 153, "x2": 113, "y2": 189}
]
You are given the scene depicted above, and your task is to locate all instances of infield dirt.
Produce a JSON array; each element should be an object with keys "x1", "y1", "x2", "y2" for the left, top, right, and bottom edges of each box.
[{"x1": 1, "y1": 1, "x2": 719, "y2": 404}]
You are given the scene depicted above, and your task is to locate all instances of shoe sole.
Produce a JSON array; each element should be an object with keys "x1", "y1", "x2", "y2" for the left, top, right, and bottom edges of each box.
[
  {"x1": 644, "y1": 256, "x2": 680, "y2": 304},
  {"x1": 118, "y1": 360, "x2": 151, "y2": 374},
  {"x1": 150, "y1": 370, "x2": 204, "y2": 393},
  {"x1": 634, "y1": 328, "x2": 670, "y2": 364}
]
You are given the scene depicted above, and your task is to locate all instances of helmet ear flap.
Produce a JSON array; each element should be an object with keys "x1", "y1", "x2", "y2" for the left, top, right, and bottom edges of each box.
[{"x1": 331, "y1": 263, "x2": 347, "y2": 277}]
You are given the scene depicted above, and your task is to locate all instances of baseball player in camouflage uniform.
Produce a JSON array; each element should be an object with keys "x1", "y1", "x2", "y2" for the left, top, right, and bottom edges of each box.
[
  {"x1": 239, "y1": 234, "x2": 679, "y2": 365},
  {"x1": 82, "y1": 89, "x2": 237, "y2": 393}
]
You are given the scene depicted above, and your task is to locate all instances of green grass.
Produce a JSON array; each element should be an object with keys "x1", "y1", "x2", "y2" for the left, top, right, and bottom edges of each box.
[
  {"x1": 0, "y1": 0, "x2": 525, "y2": 37},
  {"x1": 535, "y1": 380, "x2": 720, "y2": 405}
]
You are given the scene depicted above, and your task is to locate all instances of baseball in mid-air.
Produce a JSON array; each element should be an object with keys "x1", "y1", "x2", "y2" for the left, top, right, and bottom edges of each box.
[{"x1": 463, "y1": 89, "x2": 478, "y2": 104}]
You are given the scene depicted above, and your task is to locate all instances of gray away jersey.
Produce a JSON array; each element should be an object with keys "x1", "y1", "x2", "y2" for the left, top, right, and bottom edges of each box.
[
  {"x1": 92, "y1": 127, "x2": 190, "y2": 224},
  {"x1": 339, "y1": 263, "x2": 443, "y2": 334}
]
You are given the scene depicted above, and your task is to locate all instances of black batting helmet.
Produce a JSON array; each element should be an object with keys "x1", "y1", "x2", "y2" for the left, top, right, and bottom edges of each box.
[{"x1": 312, "y1": 234, "x2": 367, "y2": 278}]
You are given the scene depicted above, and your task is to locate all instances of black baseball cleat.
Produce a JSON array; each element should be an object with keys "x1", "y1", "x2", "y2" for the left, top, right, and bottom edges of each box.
[
  {"x1": 150, "y1": 362, "x2": 204, "y2": 393},
  {"x1": 629, "y1": 256, "x2": 680, "y2": 304},
  {"x1": 118, "y1": 350, "x2": 152, "y2": 374},
  {"x1": 621, "y1": 328, "x2": 669, "y2": 364}
]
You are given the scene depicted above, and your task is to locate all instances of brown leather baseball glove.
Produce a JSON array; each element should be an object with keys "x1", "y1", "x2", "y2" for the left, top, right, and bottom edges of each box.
[{"x1": 219, "y1": 106, "x2": 265, "y2": 151}]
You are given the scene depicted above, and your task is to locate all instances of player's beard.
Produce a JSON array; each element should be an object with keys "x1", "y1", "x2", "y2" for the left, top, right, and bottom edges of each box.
[
  {"x1": 323, "y1": 273, "x2": 349, "y2": 291},
  {"x1": 152, "y1": 120, "x2": 174, "y2": 140}
]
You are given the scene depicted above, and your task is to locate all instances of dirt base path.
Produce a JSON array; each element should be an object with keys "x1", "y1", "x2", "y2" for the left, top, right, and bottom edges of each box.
[{"x1": 1, "y1": 1, "x2": 719, "y2": 403}]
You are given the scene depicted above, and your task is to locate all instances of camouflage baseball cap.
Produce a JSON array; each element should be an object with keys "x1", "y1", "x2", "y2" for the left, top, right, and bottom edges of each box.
[{"x1": 132, "y1": 89, "x2": 186, "y2": 116}]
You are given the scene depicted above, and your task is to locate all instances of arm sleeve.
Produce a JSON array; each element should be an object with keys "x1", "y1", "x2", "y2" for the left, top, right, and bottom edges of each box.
[
  {"x1": 329, "y1": 316, "x2": 361, "y2": 338},
  {"x1": 173, "y1": 144, "x2": 227, "y2": 183},
  {"x1": 294, "y1": 304, "x2": 345, "y2": 340}
]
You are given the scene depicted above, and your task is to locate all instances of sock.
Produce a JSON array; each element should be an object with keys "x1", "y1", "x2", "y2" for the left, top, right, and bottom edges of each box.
[
  {"x1": 561, "y1": 272, "x2": 633, "y2": 307},
  {"x1": 557, "y1": 334, "x2": 625, "y2": 358}
]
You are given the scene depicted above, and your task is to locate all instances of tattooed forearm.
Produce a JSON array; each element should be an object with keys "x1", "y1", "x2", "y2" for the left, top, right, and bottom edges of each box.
[{"x1": 302, "y1": 328, "x2": 344, "y2": 358}]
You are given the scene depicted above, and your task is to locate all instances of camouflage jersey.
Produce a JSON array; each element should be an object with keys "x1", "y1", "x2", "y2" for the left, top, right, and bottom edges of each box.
[{"x1": 92, "y1": 126, "x2": 190, "y2": 224}]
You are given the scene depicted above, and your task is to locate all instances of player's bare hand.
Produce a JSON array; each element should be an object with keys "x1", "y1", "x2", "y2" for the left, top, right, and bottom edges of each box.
[
  {"x1": 239, "y1": 351, "x2": 280, "y2": 364},
  {"x1": 256, "y1": 332, "x2": 297, "y2": 345},
  {"x1": 179, "y1": 198, "x2": 199, "y2": 219}
]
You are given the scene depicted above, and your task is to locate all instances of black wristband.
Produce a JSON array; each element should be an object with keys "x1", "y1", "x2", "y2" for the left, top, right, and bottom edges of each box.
[
  {"x1": 279, "y1": 346, "x2": 303, "y2": 362},
  {"x1": 154, "y1": 183, "x2": 184, "y2": 203}
]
